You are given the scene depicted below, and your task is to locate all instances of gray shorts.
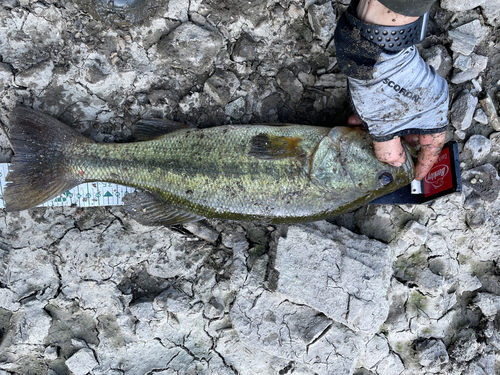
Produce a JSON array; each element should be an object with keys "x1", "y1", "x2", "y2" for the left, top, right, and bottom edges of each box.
[{"x1": 348, "y1": 46, "x2": 449, "y2": 142}]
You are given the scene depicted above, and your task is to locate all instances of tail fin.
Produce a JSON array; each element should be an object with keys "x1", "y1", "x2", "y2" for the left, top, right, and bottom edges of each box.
[{"x1": 4, "y1": 107, "x2": 92, "y2": 211}]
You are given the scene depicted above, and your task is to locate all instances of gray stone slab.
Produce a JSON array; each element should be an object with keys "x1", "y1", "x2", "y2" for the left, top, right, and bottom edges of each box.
[
  {"x1": 275, "y1": 222, "x2": 393, "y2": 334},
  {"x1": 231, "y1": 287, "x2": 359, "y2": 375}
]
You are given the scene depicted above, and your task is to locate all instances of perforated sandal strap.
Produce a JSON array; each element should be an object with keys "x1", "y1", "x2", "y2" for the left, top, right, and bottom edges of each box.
[{"x1": 345, "y1": 5, "x2": 429, "y2": 52}]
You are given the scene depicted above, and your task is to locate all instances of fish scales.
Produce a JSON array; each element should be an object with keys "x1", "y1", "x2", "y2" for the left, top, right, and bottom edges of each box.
[
  {"x1": 4, "y1": 107, "x2": 415, "y2": 224},
  {"x1": 66, "y1": 125, "x2": 334, "y2": 221}
]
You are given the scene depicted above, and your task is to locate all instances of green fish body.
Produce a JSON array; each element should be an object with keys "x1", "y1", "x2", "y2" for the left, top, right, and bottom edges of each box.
[{"x1": 4, "y1": 107, "x2": 415, "y2": 225}]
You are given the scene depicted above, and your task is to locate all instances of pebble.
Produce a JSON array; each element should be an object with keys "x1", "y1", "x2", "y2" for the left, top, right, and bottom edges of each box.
[
  {"x1": 204, "y1": 69, "x2": 241, "y2": 106},
  {"x1": 451, "y1": 53, "x2": 488, "y2": 84},
  {"x1": 465, "y1": 135, "x2": 491, "y2": 160},
  {"x1": 307, "y1": 2, "x2": 336, "y2": 47},
  {"x1": 455, "y1": 130, "x2": 466, "y2": 140},
  {"x1": 65, "y1": 349, "x2": 98, "y2": 375},
  {"x1": 421, "y1": 44, "x2": 453, "y2": 78},
  {"x1": 453, "y1": 54, "x2": 472, "y2": 71},
  {"x1": 472, "y1": 78, "x2": 482, "y2": 93},
  {"x1": 480, "y1": 93, "x2": 500, "y2": 131},
  {"x1": 451, "y1": 91, "x2": 478, "y2": 131},
  {"x1": 117, "y1": 37, "x2": 126, "y2": 51},
  {"x1": 449, "y1": 29, "x2": 478, "y2": 56}
]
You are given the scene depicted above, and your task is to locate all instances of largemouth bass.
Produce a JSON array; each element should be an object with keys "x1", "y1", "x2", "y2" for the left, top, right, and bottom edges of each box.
[{"x1": 4, "y1": 107, "x2": 414, "y2": 225}]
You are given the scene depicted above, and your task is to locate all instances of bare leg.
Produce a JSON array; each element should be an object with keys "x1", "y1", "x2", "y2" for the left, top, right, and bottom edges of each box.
[{"x1": 356, "y1": 0, "x2": 419, "y2": 25}]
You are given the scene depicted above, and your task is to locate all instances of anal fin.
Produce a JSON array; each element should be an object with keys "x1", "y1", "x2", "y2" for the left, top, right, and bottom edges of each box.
[{"x1": 122, "y1": 192, "x2": 202, "y2": 226}]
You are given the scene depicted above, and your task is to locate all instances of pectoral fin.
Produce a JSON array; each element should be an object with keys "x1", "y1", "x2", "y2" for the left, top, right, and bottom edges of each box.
[
  {"x1": 248, "y1": 133, "x2": 305, "y2": 159},
  {"x1": 123, "y1": 192, "x2": 202, "y2": 226},
  {"x1": 133, "y1": 118, "x2": 194, "y2": 141}
]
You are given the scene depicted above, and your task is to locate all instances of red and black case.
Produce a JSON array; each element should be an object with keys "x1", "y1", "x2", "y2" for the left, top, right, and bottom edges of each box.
[{"x1": 370, "y1": 141, "x2": 462, "y2": 205}]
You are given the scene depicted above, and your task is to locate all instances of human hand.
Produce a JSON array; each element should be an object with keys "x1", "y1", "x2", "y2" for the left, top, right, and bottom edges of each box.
[
  {"x1": 374, "y1": 132, "x2": 447, "y2": 182},
  {"x1": 348, "y1": 115, "x2": 446, "y2": 181}
]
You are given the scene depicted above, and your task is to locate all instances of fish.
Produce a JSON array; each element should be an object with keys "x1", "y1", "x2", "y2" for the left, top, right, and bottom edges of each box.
[{"x1": 4, "y1": 106, "x2": 415, "y2": 225}]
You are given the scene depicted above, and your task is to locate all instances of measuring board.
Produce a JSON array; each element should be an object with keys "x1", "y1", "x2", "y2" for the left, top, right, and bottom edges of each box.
[{"x1": 0, "y1": 163, "x2": 137, "y2": 209}]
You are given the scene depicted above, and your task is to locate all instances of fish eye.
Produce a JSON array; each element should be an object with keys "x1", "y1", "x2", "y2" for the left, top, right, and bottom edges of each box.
[{"x1": 379, "y1": 172, "x2": 393, "y2": 186}]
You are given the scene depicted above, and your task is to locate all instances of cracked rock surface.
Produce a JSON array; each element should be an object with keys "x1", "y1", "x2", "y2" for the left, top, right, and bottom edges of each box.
[{"x1": 1, "y1": 0, "x2": 500, "y2": 374}]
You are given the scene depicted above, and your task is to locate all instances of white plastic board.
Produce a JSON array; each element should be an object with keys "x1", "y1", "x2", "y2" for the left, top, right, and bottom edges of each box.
[{"x1": 0, "y1": 163, "x2": 136, "y2": 208}]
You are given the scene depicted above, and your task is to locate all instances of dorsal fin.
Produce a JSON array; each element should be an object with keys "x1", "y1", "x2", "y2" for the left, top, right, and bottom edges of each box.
[
  {"x1": 122, "y1": 191, "x2": 202, "y2": 226},
  {"x1": 248, "y1": 133, "x2": 305, "y2": 160},
  {"x1": 132, "y1": 118, "x2": 194, "y2": 141}
]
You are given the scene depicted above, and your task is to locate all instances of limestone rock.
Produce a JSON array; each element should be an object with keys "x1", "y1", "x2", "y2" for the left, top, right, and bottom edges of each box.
[
  {"x1": 14, "y1": 300, "x2": 52, "y2": 345},
  {"x1": 0, "y1": 63, "x2": 13, "y2": 91},
  {"x1": 454, "y1": 20, "x2": 490, "y2": 44},
  {"x1": 393, "y1": 220, "x2": 428, "y2": 257},
  {"x1": 65, "y1": 348, "x2": 99, "y2": 375},
  {"x1": 448, "y1": 29, "x2": 478, "y2": 56},
  {"x1": 451, "y1": 54, "x2": 488, "y2": 84},
  {"x1": 308, "y1": 2, "x2": 336, "y2": 47},
  {"x1": 275, "y1": 222, "x2": 393, "y2": 334},
  {"x1": 474, "y1": 108, "x2": 488, "y2": 124},
  {"x1": 480, "y1": 93, "x2": 500, "y2": 131},
  {"x1": 163, "y1": 0, "x2": 189, "y2": 22},
  {"x1": 276, "y1": 68, "x2": 304, "y2": 101},
  {"x1": 481, "y1": 0, "x2": 500, "y2": 25},
  {"x1": 225, "y1": 97, "x2": 246, "y2": 119},
  {"x1": 204, "y1": 69, "x2": 240, "y2": 106},
  {"x1": 416, "y1": 339, "x2": 449, "y2": 373},
  {"x1": 0, "y1": 289, "x2": 20, "y2": 312},
  {"x1": 462, "y1": 164, "x2": 500, "y2": 203},
  {"x1": 421, "y1": 44, "x2": 452, "y2": 78},
  {"x1": 2, "y1": 247, "x2": 60, "y2": 303},
  {"x1": 441, "y1": 0, "x2": 486, "y2": 11},
  {"x1": 357, "y1": 335, "x2": 404, "y2": 374},
  {"x1": 464, "y1": 135, "x2": 491, "y2": 160},
  {"x1": 453, "y1": 54, "x2": 472, "y2": 72},
  {"x1": 157, "y1": 22, "x2": 223, "y2": 74},
  {"x1": 231, "y1": 33, "x2": 259, "y2": 63},
  {"x1": 451, "y1": 91, "x2": 478, "y2": 131},
  {"x1": 474, "y1": 293, "x2": 500, "y2": 318},
  {"x1": 178, "y1": 92, "x2": 207, "y2": 114},
  {"x1": 231, "y1": 288, "x2": 359, "y2": 374},
  {"x1": 314, "y1": 73, "x2": 347, "y2": 88},
  {"x1": 448, "y1": 331, "x2": 482, "y2": 363},
  {"x1": 43, "y1": 346, "x2": 58, "y2": 361},
  {"x1": 14, "y1": 59, "x2": 54, "y2": 91}
]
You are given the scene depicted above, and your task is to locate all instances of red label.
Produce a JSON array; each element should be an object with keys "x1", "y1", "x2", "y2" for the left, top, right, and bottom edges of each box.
[{"x1": 423, "y1": 147, "x2": 453, "y2": 197}]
